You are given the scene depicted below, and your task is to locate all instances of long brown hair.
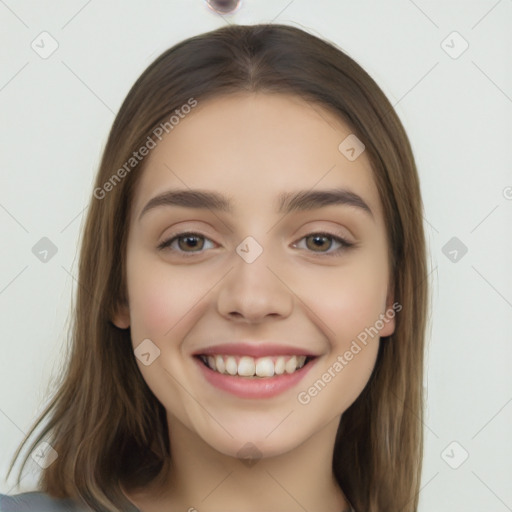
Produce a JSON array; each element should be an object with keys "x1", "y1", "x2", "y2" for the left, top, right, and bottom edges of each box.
[{"x1": 6, "y1": 23, "x2": 429, "y2": 512}]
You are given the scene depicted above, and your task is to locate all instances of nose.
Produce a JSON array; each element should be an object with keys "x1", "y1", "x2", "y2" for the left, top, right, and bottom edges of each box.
[{"x1": 216, "y1": 244, "x2": 294, "y2": 323}]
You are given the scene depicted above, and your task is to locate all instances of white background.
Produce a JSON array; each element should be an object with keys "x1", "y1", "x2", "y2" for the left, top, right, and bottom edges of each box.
[{"x1": 1, "y1": 1, "x2": 511, "y2": 511}]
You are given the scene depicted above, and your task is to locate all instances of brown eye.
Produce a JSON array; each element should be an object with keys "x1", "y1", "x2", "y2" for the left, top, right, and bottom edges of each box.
[
  {"x1": 305, "y1": 234, "x2": 332, "y2": 252},
  {"x1": 294, "y1": 232, "x2": 354, "y2": 256},
  {"x1": 157, "y1": 231, "x2": 354, "y2": 258},
  {"x1": 158, "y1": 232, "x2": 214, "y2": 254},
  {"x1": 177, "y1": 234, "x2": 205, "y2": 252}
]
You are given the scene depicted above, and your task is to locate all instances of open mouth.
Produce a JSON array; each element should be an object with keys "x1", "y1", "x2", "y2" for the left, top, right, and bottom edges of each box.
[{"x1": 195, "y1": 354, "x2": 316, "y2": 378}]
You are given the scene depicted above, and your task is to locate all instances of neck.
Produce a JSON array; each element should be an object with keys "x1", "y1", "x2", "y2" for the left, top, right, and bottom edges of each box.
[{"x1": 127, "y1": 413, "x2": 351, "y2": 512}]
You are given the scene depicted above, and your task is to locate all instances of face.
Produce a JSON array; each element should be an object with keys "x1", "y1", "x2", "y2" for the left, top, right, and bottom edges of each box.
[{"x1": 113, "y1": 92, "x2": 395, "y2": 460}]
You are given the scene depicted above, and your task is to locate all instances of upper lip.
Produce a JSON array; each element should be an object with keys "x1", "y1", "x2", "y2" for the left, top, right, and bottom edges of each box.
[{"x1": 193, "y1": 342, "x2": 319, "y2": 358}]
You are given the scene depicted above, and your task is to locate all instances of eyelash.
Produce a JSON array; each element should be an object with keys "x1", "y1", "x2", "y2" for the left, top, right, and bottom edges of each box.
[{"x1": 157, "y1": 231, "x2": 355, "y2": 258}]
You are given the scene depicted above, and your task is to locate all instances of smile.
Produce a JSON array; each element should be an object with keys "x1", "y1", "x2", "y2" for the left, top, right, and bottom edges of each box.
[
  {"x1": 197, "y1": 354, "x2": 313, "y2": 378},
  {"x1": 194, "y1": 353, "x2": 318, "y2": 399}
]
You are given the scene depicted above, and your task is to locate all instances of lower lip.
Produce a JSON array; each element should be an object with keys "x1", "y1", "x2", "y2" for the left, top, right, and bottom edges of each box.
[{"x1": 194, "y1": 356, "x2": 317, "y2": 399}]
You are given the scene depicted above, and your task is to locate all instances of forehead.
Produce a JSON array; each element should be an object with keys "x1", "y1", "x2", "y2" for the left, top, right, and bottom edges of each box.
[{"x1": 131, "y1": 92, "x2": 383, "y2": 223}]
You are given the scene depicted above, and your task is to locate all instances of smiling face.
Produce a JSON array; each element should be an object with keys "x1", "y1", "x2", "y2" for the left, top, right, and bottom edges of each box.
[{"x1": 113, "y1": 92, "x2": 395, "y2": 460}]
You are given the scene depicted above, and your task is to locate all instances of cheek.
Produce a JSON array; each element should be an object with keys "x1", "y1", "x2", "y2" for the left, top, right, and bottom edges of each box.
[
  {"x1": 300, "y1": 254, "x2": 389, "y2": 342},
  {"x1": 126, "y1": 255, "x2": 213, "y2": 341},
  {"x1": 296, "y1": 262, "x2": 386, "y2": 412}
]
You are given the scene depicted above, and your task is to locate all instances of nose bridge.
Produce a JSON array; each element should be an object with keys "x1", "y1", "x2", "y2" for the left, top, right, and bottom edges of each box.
[
  {"x1": 216, "y1": 234, "x2": 293, "y2": 321},
  {"x1": 233, "y1": 233, "x2": 281, "y2": 292}
]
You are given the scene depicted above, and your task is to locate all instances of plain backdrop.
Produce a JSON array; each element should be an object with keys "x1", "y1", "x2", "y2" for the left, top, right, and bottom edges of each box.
[{"x1": 1, "y1": 1, "x2": 511, "y2": 511}]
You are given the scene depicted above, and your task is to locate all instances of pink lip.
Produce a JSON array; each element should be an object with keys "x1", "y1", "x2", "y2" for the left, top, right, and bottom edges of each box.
[
  {"x1": 193, "y1": 342, "x2": 318, "y2": 358},
  {"x1": 193, "y1": 355, "x2": 317, "y2": 399}
]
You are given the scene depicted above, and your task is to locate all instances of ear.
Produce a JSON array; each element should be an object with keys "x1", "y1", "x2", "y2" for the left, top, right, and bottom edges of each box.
[
  {"x1": 112, "y1": 302, "x2": 130, "y2": 329},
  {"x1": 379, "y1": 290, "x2": 397, "y2": 338}
]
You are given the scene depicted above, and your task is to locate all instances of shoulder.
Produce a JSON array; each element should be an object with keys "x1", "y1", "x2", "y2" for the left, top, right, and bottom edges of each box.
[{"x1": 0, "y1": 492, "x2": 87, "y2": 512}]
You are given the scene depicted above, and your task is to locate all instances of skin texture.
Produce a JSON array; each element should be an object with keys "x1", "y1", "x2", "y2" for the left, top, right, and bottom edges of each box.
[{"x1": 113, "y1": 92, "x2": 395, "y2": 512}]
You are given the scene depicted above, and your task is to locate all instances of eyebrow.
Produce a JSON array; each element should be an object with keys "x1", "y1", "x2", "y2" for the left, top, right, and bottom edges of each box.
[{"x1": 138, "y1": 187, "x2": 374, "y2": 221}]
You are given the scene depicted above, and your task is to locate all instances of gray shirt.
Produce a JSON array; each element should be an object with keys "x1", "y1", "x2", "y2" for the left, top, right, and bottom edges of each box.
[
  {"x1": 1, "y1": 491, "x2": 355, "y2": 511},
  {"x1": 0, "y1": 492, "x2": 141, "y2": 512}
]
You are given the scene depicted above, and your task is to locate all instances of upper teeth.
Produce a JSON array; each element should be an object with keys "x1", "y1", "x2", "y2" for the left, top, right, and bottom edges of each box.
[{"x1": 200, "y1": 355, "x2": 308, "y2": 378}]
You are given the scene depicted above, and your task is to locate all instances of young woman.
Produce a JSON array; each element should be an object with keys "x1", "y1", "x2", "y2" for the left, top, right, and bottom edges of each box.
[{"x1": 2, "y1": 23, "x2": 429, "y2": 512}]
